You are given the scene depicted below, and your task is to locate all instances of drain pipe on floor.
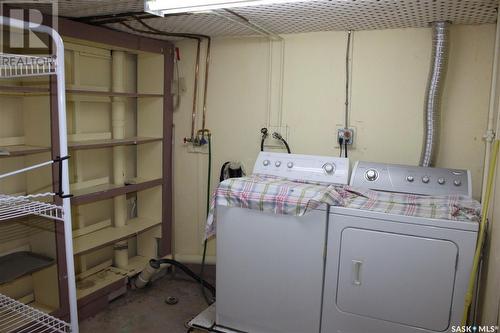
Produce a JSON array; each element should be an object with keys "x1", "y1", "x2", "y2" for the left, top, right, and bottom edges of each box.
[{"x1": 420, "y1": 21, "x2": 450, "y2": 167}]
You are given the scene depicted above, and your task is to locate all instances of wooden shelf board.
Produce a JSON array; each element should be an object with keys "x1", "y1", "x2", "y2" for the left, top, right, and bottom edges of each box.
[
  {"x1": 0, "y1": 253, "x2": 55, "y2": 285},
  {"x1": 30, "y1": 301, "x2": 57, "y2": 314},
  {"x1": 68, "y1": 137, "x2": 162, "y2": 150},
  {"x1": 121, "y1": 255, "x2": 149, "y2": 277},
  {"x1": 0, "y1": 145, "x2": 51, "y2": 157},
  {"x1": 71, "y1": 178, "x2": 163, "y2": 205},
  {"x1": 0, "y1": 85, "x2": 49, "y2": 94},
  {"x1": 76, "y1": 267, "x2": 128, "y2": 300},
  {"x1": 66, "y1": 89, "x2": 163, "y2": 98},
  {"x1": 73, "y1": 217, "x2": 161, "y2": 255}
]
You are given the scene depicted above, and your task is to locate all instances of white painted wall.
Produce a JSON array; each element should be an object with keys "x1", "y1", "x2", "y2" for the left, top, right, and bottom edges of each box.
[{"x1": 172, "y1": 25, "x2": 495, "y2": 267}]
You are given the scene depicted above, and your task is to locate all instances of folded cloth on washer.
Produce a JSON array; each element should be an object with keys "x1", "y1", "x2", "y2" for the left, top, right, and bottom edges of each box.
[
  {"x1": 205, "y1": 174, "x2": 347, "y2": 239},
  {"x1": 205, "y1": 176, "x2": 481, "y2": 239},
  {"x1": 342, "y1": 187, "x2": 482, "y2": 222}
]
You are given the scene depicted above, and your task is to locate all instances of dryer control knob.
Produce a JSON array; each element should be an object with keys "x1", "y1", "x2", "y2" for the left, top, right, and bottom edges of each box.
[
  {"x1": 365, "y1": 169, "x2": 378, "y2": 181},
  {"x1": 263, "y1": 160, "x2": 270, "y2": 166},
  {"x1": 454, "y1": 179, "x2": 462, "y2": 186},
  {"x1": 275, "y1": 161, "x2": 282, "y2": 167},
  {"x1": 438, "y1": 177, "x2": 446, "y2": 185},
  {"x1": 323, "y1": 163, "x2": 335, "y2": 174},
  {"x1": 406, "y1": 175, "x2": 414, "y2": 182},
  {"x1": 422, "y1": 176, "x2": 430, "y2": 184},
  {"x1": 287, "y1": 162, "x2": 294, "y2": 169}
]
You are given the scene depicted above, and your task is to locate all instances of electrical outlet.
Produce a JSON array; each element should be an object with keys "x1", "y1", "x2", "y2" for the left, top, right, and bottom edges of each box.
[{"x1": 337, "y1": 128, "x2": 355, "y2": 145}]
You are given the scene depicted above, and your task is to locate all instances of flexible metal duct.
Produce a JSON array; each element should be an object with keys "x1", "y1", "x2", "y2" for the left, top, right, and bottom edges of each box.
[{"x1": 420, "y1": 21, "x2": 450, "y2": 167}]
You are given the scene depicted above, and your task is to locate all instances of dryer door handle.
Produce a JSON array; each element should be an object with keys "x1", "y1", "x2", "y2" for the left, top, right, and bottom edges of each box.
[{"x1": 352, "y1": 260, "x2": 363, "y2": 286}]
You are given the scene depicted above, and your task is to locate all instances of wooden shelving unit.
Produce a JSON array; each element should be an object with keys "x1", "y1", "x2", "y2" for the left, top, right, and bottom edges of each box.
[
  {"x1": 51, "y1": 21, "x2": 175, "y2": 321},
  {"x1": 0, "y1": 17, "x2": 174, "y2": 322}
]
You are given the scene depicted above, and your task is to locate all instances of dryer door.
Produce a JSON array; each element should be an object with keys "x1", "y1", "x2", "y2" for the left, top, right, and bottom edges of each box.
[{"x1": 336, "y1": 228, "x2": 458, "y2": 331}]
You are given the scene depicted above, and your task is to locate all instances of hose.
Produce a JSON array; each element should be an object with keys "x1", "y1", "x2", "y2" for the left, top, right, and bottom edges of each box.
[
  {"x1": 272, "y1": 132, "x2": 291, "y2": 154},
  {"x1": 199, "y1": 134, "x2": 214, "y2": 305},
  {"x1": 461, "y1": 139, "x2": 500, "y2": 324},
  {"x1": 281, "y1": 138, "x2": 291, "y2": 154},
  {"x1": 260, "y1": 128, "x2": 269, "y2": 151},
  {"x1": 149, "y1": 258, "x2": 216, "y2": 297}
]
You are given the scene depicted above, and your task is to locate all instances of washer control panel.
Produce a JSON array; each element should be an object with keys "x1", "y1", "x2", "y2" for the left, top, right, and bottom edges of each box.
[
  {"x1": 350, "y1": 161, "x2": 471, "y2": 197},
  {"x1": 254, "y1": 152, "x2": 349, "y2": 184}
]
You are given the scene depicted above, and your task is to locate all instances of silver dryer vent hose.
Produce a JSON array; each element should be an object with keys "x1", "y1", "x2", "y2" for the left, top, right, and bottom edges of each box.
[{"x1": 420, "y1": 21, "x2": 450, "y2": 167}]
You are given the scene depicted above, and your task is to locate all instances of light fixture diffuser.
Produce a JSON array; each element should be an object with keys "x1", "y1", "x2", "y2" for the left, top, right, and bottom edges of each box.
[{"x1": 145, "y1": 0, "x2": 312, "y2": 16}]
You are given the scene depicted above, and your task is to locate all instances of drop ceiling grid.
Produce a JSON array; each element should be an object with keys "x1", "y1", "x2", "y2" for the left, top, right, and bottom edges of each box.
[
  {"x1": 21, "y1": 0, "x2": 500, "y2": 37},
  {"x1": 234, "y1": 0, "x2": 499, "y2": 33}
]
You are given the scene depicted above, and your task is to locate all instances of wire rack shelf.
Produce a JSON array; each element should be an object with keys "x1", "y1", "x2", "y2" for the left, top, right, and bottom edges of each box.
[
  {"x1": 0, "y1": 293, "x2": 71, "y2": 333},
  {"x1": 0, "y1": 194, "x2": 63, "y2": 222},
  {"x1": 0, "y1": 54, "x2": 57, "y2": 78}
]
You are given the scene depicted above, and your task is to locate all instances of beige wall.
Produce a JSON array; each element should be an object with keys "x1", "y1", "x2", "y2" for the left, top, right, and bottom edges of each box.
[{"x1": 173, "y1": 24, "x2": 495, "y2": 266}]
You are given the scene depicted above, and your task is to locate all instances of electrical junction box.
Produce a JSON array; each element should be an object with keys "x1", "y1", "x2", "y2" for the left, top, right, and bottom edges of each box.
[{"x1": 337, "y1": 128, "x2": 355, "y2": 145}]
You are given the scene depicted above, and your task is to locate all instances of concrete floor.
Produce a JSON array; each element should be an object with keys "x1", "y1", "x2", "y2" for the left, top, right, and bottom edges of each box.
[{"x1": 80, "y1": 275, "x2": 211, "y2": 333}]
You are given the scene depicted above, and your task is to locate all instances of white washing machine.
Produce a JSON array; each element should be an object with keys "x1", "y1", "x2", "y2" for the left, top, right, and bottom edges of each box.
[
  {"x1": 321, "y1": 161, "x2": 479, "y2": 333},
  {"x1": 216, "y1": 152, "x2": 349, "y2": 333}
]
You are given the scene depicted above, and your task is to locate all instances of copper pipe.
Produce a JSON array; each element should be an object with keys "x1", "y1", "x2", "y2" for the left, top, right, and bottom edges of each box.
[
  {"x1": 201, "y1": 38, "x2": 211, "y2": 134},
  {"x1": 125, "y1": 18, "x2": 212, "y2": 142},
  {"x1": 192, "y1": 39, "x2": 201, "y2": 140}
]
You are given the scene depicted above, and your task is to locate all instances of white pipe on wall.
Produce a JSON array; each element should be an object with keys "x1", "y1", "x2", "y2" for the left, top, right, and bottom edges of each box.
[
  {"x1": 482, "y1": 9, "x2": 500, "y2": 201},
  {"x1": 111, "y1": 50, "x2": 128, "y2": 268}
]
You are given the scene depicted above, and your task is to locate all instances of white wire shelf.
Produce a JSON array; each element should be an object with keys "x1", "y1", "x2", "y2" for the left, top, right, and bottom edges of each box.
[
  {"x1": 0, "y1": 54, "x2": 57, "y2": 78},
  {"x1": 0, "y1": 293, "x2": 71, "y2": 333},
  {"x1": 0, "y1": 194, "x2": 63, "y2": 222}
]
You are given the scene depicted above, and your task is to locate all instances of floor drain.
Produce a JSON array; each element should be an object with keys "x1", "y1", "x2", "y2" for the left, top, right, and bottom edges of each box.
[{"x1": 165, "y1": 296, "x2": 179, "y2": 305}]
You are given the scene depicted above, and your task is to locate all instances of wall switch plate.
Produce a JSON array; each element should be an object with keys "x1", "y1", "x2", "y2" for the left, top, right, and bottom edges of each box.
[{"x1": 337, "y1": 128, "x2": 355, "y2": 145}]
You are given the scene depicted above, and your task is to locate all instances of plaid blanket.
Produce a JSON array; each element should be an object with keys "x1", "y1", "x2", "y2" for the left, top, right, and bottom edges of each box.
[{"x1": 205, "y1": 175, "x2": 481, "y2": 239}]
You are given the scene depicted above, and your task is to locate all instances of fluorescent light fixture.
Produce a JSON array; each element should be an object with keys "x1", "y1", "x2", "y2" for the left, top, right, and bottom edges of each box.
[{"x1": 145, "y1": 0, "x2": 312, "y2": 16}]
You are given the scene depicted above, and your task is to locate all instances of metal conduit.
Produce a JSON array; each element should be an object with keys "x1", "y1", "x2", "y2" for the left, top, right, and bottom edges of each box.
[{"x1": 420, "y1": 21, "x2": 450, "y2": 167}]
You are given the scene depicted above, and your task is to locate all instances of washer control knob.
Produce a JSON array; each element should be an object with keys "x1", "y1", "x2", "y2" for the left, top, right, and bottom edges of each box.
[
  {"x1": 365, "y1": 169, "x2": 378, "y2": 181},
  {"x1": 263, "y1": 160, "x2": 270, "y2": 166},
  {"x1": 406, "y1": 175, "x2": 414, "y2": 182},
  {"x1": 323, "y1": 163, "x2": 335, "y2": 174},
  {"x1": 438, "y1": 177, "x2": 446, "y2": 185},
  {"x1": 454, "y1": 179, "x2": 462, "y2": 186},
  {"x1": 422, "y1": 176, "x2": 430, "y2": 184},
  {"x1": 287, "y1": 162, "x2": 294, "y2": 169},
  {"x1": 275, "y1": 161, "x2": 282, "y2": 167}
]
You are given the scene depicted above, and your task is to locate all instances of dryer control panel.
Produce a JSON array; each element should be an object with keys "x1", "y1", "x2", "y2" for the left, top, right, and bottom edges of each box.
[
  {"x1": 350, "y1": 161, "x2": 471, "y2": 197},
  {"x1": 254, "y1": 152, "x2": 349, "y2": 184}
]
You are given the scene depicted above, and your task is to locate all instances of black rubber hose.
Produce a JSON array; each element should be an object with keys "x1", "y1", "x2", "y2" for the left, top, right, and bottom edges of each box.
[
  {"x1": 150, "y1": 258, "x2": 216, "y2": 297},
  {"x1": 199, "y1": 134, "x2": 214, "y2": 305},
  {"x1": 281, "y1": 138, "x2": 291, "y2": 154},
  {"x1": 260, "y1": 128, "x2": 268, "y2": 152}
]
